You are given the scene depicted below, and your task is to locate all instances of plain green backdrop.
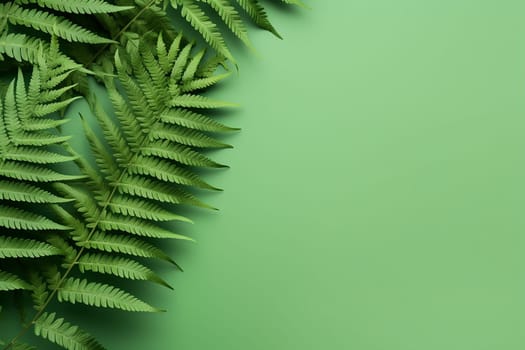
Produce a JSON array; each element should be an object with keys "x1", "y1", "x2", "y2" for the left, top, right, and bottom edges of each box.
[{"x1": 6, "y1": 1, "x2": 525, "y2": 349}]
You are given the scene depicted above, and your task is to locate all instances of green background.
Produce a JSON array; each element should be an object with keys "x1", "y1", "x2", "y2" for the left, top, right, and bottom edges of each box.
[
  {"x1": 103, "y1": 1, "x2": 525, "y2": 349},
  {"x1": 9, "y1": 1, "x2": 525, "y2": 349}
]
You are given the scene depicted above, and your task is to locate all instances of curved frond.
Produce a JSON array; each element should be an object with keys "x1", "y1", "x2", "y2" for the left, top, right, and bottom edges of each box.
[
  {"x1": 79, "y1": 232, "x2": 177, "y2": 265},
  {"x1": 235, "y1": 0, "x2": 281, "y2": 38},
  {"x1": 203, "y1": 0, "x2": 251, "y2": 46},
  {"x1": 0, "y1": 3, "x2": 114, "y2": 44},
  {"x1": 98, "y1": 216, "x2": 192, "y2": 239},
  {"x1": 171, "y1": 93, "x2": 237, "y2": 108},
  {"x1": 15, "y1": 0, "x2": 133, "y2": 14},
  {"x1": 160, "y1": 108, "x2": 236, "y2": 132},
  {"x1": 57, "y1": 278, "x2": 161, "y2": 312},
  {"x1": 108, "y1": 196, "x2": 192, "y2": 222},
  {"x1": 0, "y1": 205, "x2": 69, "y2": 231},
  {"x1": 77, "y1": 253, "x2": 172, "y2": 288},
  {"x1": 179, "y1": 0, "x2": 234, "y2": 62},
  {"x1": 0, "y1": 270, "x2": 30, "y2": 291},
  {"x1": 34, "y1": 312, "x2": 105, "y2": 350},
  {"x1": 0, "y1": 236, "x2": 60, "y2": 258},
  {"x1": 0, "y1": 33, "x2": 46, "y2": 63},
  {"x1": 0, "y1": 180, "x2": 69, "y2": 203}
]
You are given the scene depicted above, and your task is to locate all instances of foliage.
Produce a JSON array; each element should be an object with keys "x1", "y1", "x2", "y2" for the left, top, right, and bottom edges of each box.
[{"x1": 0, "y1": 0, "x2": 301, "y2": 349}]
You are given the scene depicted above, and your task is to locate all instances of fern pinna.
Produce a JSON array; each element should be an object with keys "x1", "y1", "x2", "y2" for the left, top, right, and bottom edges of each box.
[{"x1": 0, "y1": 0, "x2": 301, "y2": 349}]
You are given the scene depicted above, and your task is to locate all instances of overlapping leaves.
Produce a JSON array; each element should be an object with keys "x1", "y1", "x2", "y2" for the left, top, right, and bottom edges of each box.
[{"x1": 0, "y1": 0, "x2": 300, "y2": 349}]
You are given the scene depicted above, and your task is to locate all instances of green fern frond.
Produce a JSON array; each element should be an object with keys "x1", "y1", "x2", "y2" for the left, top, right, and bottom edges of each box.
[
  {"x1": 108, "y1": 196, "x2": 192, "y2": 222},
  {"x1": 98, "y1": 215, "x2": 193, "y2": 240},
  {"x1": 0, "y1": 33, "x2": 46, "y2": 63},
  {"x1": 178, "y1": 0, "x2": 235, "y2": 62},
  {"x1": 0, "y1": 68, "x2": 84, "y2": 182},
  {"x1": 235, "y1": 0, "x2": 281, "y2": 38},
  {"x1": 128, "y1": 156, "x2": 219, "y2": 189},
  {"x1": 0, "y1": 3, "x2": 114, "y2": 44},
  {"x1": 112, "y1": 175, "x2": 213, "y2": 207},
  {"x1": 150, "y1": 124, "x2": 233, "y2": 148},
  {"x1": 57, "y1": 278, "x2": 161, "y2": 312},
  {"x1": 34, "y1": 312, "x2": 105, "y2": 350},
  {"x1": 29, "y1": 273, "x2": 49, "y2": 310},
  {"x1": 141, "y1": 141, "x2": 227, "y2": 168},
  {"x1": 2, "y1": 147, "x2": 75, "y2": 164},
  {"x1": 171, "y1": 93, "x2": 237, "y2": 108},
  {"x1": 78, "y1": 232, "x2": 177, "y2": 265},
  {"x1": 0, "y1": 205, "x2": 69, "y2": 231},
  {"x1": 0, "y1": 162, "x2": 82, "y2": 182},
  {"x1": 76, "y1": 253, "x2": 172, "y2": 288},
  {"x1": 0, "y1": 270, "x2": 30, "y2": 291},
  {"x1": 0, "y1": 237, "x2": 60, "y2": 258},
  {"x1": 160, "y1": 108, "x2": 236, "y2": 132},
  {"x1": 181, "y1": 72, "x2": 231, "y2": 92},
  {"x1": 15, "y1": 0, "x2": 133, "y2": 14},
  {"x1": 0, "y1": 180, "x2": 70, "y2": 203},
  {"x1": 203, "y1": 0, "x2": 251, "y2": 46}
]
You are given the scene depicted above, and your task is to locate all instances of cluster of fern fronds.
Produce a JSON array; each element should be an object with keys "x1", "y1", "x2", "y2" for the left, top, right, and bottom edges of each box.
[{"x1": 0, "y1": 0, "x2": 300, "y2": 349}]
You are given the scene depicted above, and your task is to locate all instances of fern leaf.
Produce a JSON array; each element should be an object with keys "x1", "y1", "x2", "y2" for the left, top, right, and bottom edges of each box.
[
  {"x1": 167, "y1": 33, "x2": 183, "y2": 68},
  {"x1": 0, "y1": 270, "x2": 30, "y2": 291},
  {"x1": 77, "y1": 253, "x2": 172, "y2": 288},
  {"x1": 156, "y1": 33, "x2": 170, "y2": 73},
  {"x1": 0, "y1": 161, "x2": 84, "y2": 182},
  {"x1": 112, "y1": 175, "x2": 183, "y2": 204},
  {"x1": 169, "y1": 42, "x2": 193, "y2": 81},
  {"x1": 235, "y1": 0, "x2": 281, "y2": 38},
  {"x1": 179, "y1": 0, "x2": 234, "y2": 62},
  {"x1": 23, "y1": 117, "x2": 70, "y2": 131},
  {"x1": 0, "y1": 180, "x2": 69, "y2": 203},
  {"x1": 9, "y1": 132, "x2": 71, "y2": 147},
  {"x1": 38, "y1": 84, "x2": 77, "y2": 104},
  {"x1": 34, "y1": 312, "x2": 106, "y2": 350},
  {"x1": 5, "y1": 148, "x2": 75, "y2": 164},
  {"x1": 29, "y1": 272, "x2": 49, "y2": 310},
  {"x1": 203, "y1": 0, "x2": 251, "y2": 46},
  {"x1": 0, "y1": 33, "x2": 43, "y2": 63},
  {"x1": 160, "y1": 107, "x2": 236, "y2": 132},
  {"x1": 98, "y1": 216, "x2": 193, "y2": 240},
  {"x1": 0, "y1": 205, "x2": 70, "y2": 230},
  {"x1": 15, "y1": 0, "x2": 133, "y2": 14},
  {"x1": 150, "y1": 124, "x2": 232, "y2": 148},
  {"x1": 0, "y1": 236, "x2": 60, "y2": 258},
  {"x1": 1, "y1": 3, "x2": 114, "y2": 44},
  {"x1": 171, "y1": 93, "x2": 236, "y2": 108},
  {"x1": 0, "y1": 32, "x2": 81, "y2": 73},
  {"x1": 181, "y1": 47, "x2": 205, "y2": 82},
  {"x1": 196, "y1": 54, "x2": 227, "y2": 78},
  {"x1": 47, "y1": 236, "x2": 78, "y2": 264},
  {"x1": 79, "y1": 232, "x2": 177, "y2": 265},
  {"x1": 108, "y1": 196, "x2": 193, "y2": 222},
  {"x1": 128, "y1": 156, "x2": 219, "y2": 189},
  {"x1": 33, "y1": 97, "x2": 81, "y2": 117},
  {"x1": 141, "y1": 141, "x2": 226, "y2": 167},
  {"x1": 57, "y1": 278, "x2": 161, "y2": 312},
  {"x1": 112, "y1": 175, "x2": 212, "y2": 208},
  {"x1": 181, "y1": 72, "x2": 230, "y2": 92}
]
